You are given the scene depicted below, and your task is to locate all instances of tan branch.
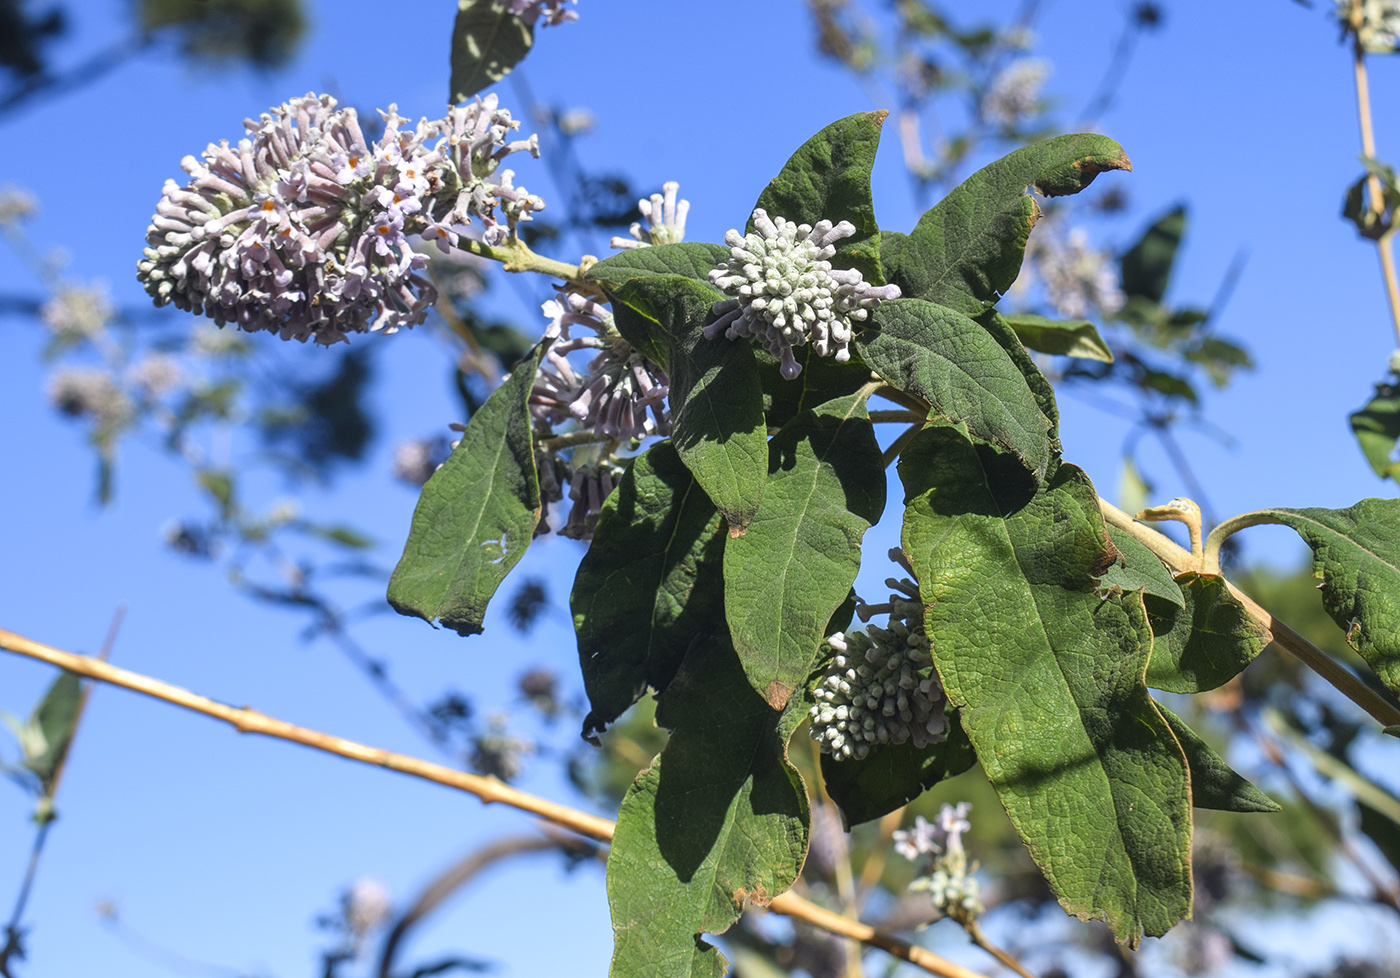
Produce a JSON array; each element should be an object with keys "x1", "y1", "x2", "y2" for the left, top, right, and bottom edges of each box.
[{"x1": 0, "y1": 628, "x2": 987, "y2": 978}]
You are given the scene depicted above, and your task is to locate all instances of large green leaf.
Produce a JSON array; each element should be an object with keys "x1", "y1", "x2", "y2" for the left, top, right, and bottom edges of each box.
[
  {"x1": 1350, "y1": 382, "x2": 1400, "y2": 482},
  {"x1": 888, "y1": 134, "x2": 1130, "y2": 316},
  {"x1": 1100, "y1": 524, "x2": 1185, "y2": 608},
  {"x1": 899, "y1": 425, "x2": 1191, "y2": 945},
  {"x1": 1119, "y1": 206, "x2": 1185, "y2": 305},
  {"x1": 856, "y1": 299, "x2": 1053, "y2": 481},
  {"x1": 387, "y1": 343, "x2": 547, "y2": 636},
  {"x1": 820, "y1": 711, "x2": 976, "y2": 828},
  {"x1": 610, "y1": 276, "x2": 767, "y2": 530},
  {"x1": 750, "y1": 111, "x2": 887, "y2": 285},
  {"x1": 725, "y1": 391, "x2": 885, "y2": 709},
  {"x1": 1004, "y1": 313, "x2": 1114, "y2": 363},
  {"x1": 756, "y1": 344, "x2": 874, "y2": 430},
  {"x1": 1232, "y1": 501, "x2": 1400, "y2": 696},
  {"x1": 606, "y1": 632, "x2": 809, "y2": 978},
  {"x1": 588, "y1": 243, "x2": 730, "y2": 289},
  {"x1": 982, "y1": 310, "x2": 1063, "y2": 458},
  {"x1": 573, "y1": 442, "x2": 726, "y2": 741},
  {"x1": 1145, "y1": 573, "x2": 1270, "y2": 693},
  {"x1": 1157, "y1": 705, "x2": 1278, "y2": 813},
  {"x1": 449, "y1": 0, "x2": 533, "y2": 103}
]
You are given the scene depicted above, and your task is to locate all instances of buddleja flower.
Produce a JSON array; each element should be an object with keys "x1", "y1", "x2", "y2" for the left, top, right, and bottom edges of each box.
[
  {"x1": 706, "y1": 208, "x2": 900, "y2": 379},
  {"x1": 47, "y1": 368, "x2": 132, "y2": 431},
  {"x1": 899, "y1": 803, "x2": 984, "y2": 921},
  {"x1": 0, "y1": 185, "x2": 36, "y2": 225},
  {"x1": 611, "y1": 181, "x2": 690, "y2": 249},
  {"x1": 809, "y1": 571, "x2": 947, "y2": 761},
  {"x1": 561, "y1": 459, "x2": 624, "y2": 540},
  {"x1": 41, "y1": 283, "x2": 114, "y2": 342},
  {"x1": 982, "y1": 58, "x2": 1051, "y2": 128},
  {"x1": 1389, "y1": 348, "x2": 1400, "y2": 375},
  {"x1": 504, "y1": 0, "x2": 578, "y2": 27},
  {"x1": 1340, "y1": 0, "x2": 1400, "y2": 52},
  {"x1": 137, "y1": 93, "x2": 543, "y2": 345},
  {"x1": 1030, "y1": 226, "x2": 1124, "y2": 320},
  {"x1": 531, "y1": 338, "x2": 670, "y2": 441}
]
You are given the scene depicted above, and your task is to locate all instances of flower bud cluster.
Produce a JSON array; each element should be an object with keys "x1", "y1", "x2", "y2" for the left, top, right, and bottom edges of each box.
[
  {"x1": 41, "y1": 283, "x2": 113, "y2": 343},
  {"x1": 1341, "y1": 0, "x2": 1400, "y2": 52},
  {"x1": 706, "y1": 208, "x2": 900, "y2": 379},
  {"x1": 809, "y1": 577, "x2": 947, "y2": 761},
  {"x1": 504, "y1": 0, "x2": 579, "y2": 27},
  {"x1": 46, "y1": 368, "x2": 132, "y2": 432},
  {"x1": 531, "y1": 338, "x2": 670, "y2": 441},
  {"x1": 899, "y1": 803, "x2": 984, "y2": 921},
  {"x1": 560, "y1": 460, "x2": 624, "y2": 540},
  {"x1": 610, "y1": 181, "x2": 689, "y2": 250},
  {"x1": 137, "y1": 93, "x2": 543, "y2": 345}
]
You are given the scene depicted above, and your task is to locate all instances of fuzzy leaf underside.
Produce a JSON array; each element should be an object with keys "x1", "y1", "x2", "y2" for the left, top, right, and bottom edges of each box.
[
  {"x1": 610, "y1": 276, "x2": 767, "y2": 530},
  {"x1": 387, "y1": 344, "x2": 546, "y2": 636},
  {"x1": 1004, "y1": 313, "x2": 1114, "y2": 362},
  {"x1": 1157, "y1": 705, "x2": 1279, "y2": 813},
  {"x1": 750, "y1": 111, "x2": 887, "y2": 285},
  {"x1": 588, "y1": 242, "x2": 731, "y2": 289},
  {"x1": 607, "y1": 633, "x2": 809, "y2": 978},
  {"x1": 1249, "y1": 502, "x2": 1400, "y2": 696},
  {"x1": 1100, "y1": 524, "x2": 1185, "y2": 608},
  {"x1": 573, "y1": 442, "x2": 725, "y2": 740},
  {"x1": 1145, "y1": 573, "x2": 1270, "y2": 694},
  {"x1": 449, "y1": 1, "x2": 533, "y2": 102},
  {"x1": 886, "y1": 134, "x2": 1130, "y2": 317},
  {"x1": 856, "y1": 298, "x2": 1053, "y2": 481},
  {"x1": 725, "y1": 391, "x2": 886, "y2": 709},
  {"x1": 820, "y1": 711, "x2": 976, "y2": 828},
  {"x1": 899, "y1": 425, "x2": 1191, "y2": 946},
  {"x1": 1350, "y1": 384, "x2": 1400, "y2": 482}
]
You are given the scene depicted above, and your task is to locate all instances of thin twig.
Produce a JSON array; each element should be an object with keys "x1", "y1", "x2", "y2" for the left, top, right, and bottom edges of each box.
[
  {"x1": 883, "y1": 423, "x2": 924, "y2": 468},
  {"x1": 0, "y1": 628, "x2": 989, "y2": 978},
  {"x1": 1097, "y1": 499, "x2": 1400, "y2": 728},
  {"x1": 1350, "y1": 15, "x2": 1400, "y2": 346},
  {"x1": 965, "y1": 920, "x2": 1039, "y2": 978}
]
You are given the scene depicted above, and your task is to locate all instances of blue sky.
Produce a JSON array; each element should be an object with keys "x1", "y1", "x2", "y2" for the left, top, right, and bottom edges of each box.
[{"x1": 2, "y1": 1, "x2": 1399, "y2": 976}]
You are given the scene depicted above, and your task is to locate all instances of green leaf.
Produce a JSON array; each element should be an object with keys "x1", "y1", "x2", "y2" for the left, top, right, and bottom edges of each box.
[
  {"x1": 889, "y1": 134, "x2": 1131, "y2": 316},
  {"x1": 755, "y1": 344, "x2": 874, "y2": 430},
  {"x1": 1120, "y1": 206, "x2": 1185, "y2": 304},
  {"x1": 1240, "y1": 501, "x2": 1400, "y2": 696},
  {"x1": 750, "y1": 111, "x2": 887, "y2": 285},
  {"x1": 1385, "y1": 725, "x2": 1400, "y2": 739},
  {"x1": 820, "y1": 711, "x2": 976, "y2": 828},
  {"x1": 27, "y1": 671, "x2": 81, "y2": 793},
  {"x1": 724, "y1": 391, "x2": 885, "y2": 709},
  {"x1": 1360, "y1": 800, "x2": 1400, "y2": 876},
  {"x1": 899, "y1": 425, "x2": 1191, "y2": 945},
  {"x1": 611, "y1": 276, "x2": 767, "y2": 531},
  {"x1": 982, "y1": 310, "x2": 1063, "y2": 457},
  {"x1": 1350, "y1": 382, "x2": 1400, "y2": 481},
  {"x1": 588, "y1": 243, "x2": 730, "y2": 289},
  {"x1": 573, "y1": 442, "x2": 726, "y2": 741},
  {"x1": 1157, "y1": 705, "x2": 1279, "y2": 813},
  {"x1": 449, "y1": 0, "x2": 533, "y2": 103},
  {"x1": 1100, "y1": 524, "x2": 1185, "y2": 608},
  {"x1": 1004, "y1": 313, "x2": 1114, "y2": 363},
  {"x1": 387, "y1": 343, "x2": 547, "y2": 636},
  {"x1": 856, "y1": 299, "x2": 1053, "y2": 481},
  {"x1": 607, "y1": 632, "x2": 809, "y2": 978},
  {"x1": 1145, "y1": 573, "x2": 1270, "y2": 693}
]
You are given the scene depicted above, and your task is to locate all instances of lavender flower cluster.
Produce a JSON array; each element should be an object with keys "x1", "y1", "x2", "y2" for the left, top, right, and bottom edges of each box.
[
  {"x1": 809, "y1": 572, "x2": 948, "y2": 761},
  {"x1": 610, "y1": 181, "x2": 689, "y2": 250},
  {"x1": 137, "y1": 93, "x2": 543, "y2": 345},
  {"x1": 531, "y1": 337, "x2": 670, "y2": 442},
  {"x1": 896, "y1": 803, "x2": 984, "y2": 920},
  {"x1": 706, "y1": 208, "x2": 900, "y2": 379}
]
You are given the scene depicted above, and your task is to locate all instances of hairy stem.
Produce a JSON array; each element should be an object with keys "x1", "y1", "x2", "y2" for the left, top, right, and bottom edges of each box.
[
  {"x1": 1351, "y1": 18, "x2": 1400, "y2": 346},
  {"x1": 1098, "y1": 500, "x2": 1400, "y2": 728},
  {"x1": 457, "y1": 235, "x2": 590, "y2": 290},
  {"x1": 0, "y1": 628, "x2": 989, "y2": 978}
]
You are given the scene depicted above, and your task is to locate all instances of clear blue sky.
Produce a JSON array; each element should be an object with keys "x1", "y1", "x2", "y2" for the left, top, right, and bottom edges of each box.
[{"x1": 2, "y1": 2, "x2": 1398, "y2": 976}]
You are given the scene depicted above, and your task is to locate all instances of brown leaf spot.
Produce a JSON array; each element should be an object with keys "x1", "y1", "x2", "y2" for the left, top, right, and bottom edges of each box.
[
  {"x1": 732, "y1": 885, "x2": 772, "y2": 909},
  {"x1": 765, "y1": 681, "x2": 793, "y2": 710},
  {"x1": 1090, "y1": 528, "x2": 1122, "y2": 578}
]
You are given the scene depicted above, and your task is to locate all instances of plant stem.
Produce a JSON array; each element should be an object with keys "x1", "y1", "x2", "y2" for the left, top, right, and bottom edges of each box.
[
  {"x1": 539, "y1": 429, "x2": 608, "y2": 451},
  {"x1": 456, "y1": 235, "x2": 588, "y2": 288},
  {"x1": 869, "y1": 410, "x2": 926, "y2": 425},
  {"x1": 1351, "y1": 21, "x2": 1400, "y2": 346},
  {"x1": 883, "y1": 423, "x2": 924, "y2": 468},
  {"x1": 0, "y1": 627, "x2": 989, "y2": 978},
  {"x1": 1097, "y1": 500, "x2": 1400, "y2": 728},
  {"x1": 964, "y1": 921, "x2": 1038, "y2": 978}
]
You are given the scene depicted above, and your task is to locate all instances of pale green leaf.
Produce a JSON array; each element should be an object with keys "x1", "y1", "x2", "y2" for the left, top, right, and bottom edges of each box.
[
  {"x1": 856, "y1": 299, "x2": 1053, "y2": 481},
  {"x1": 387, "y1": 344, "x2": 546, "y2": 636},
  {"x1": 1100, "y1": 524, "x2": 1185, "y2": 608},
  {"x1": 900, "y1": 425, "x2": 1191, "y2": 945},
  {"x1": 449, "y1": 0, "x2": 533, "y2": 103},
  {"x1": 1004, "y1": 313, "x2": 1114, "y2": 362},
  {"x1": 1350, "y1": 383, "x2": 1400, "y2": 482},
  {"x1": 607, "y1": 632, "x2": 808, "y2": 978},
  {"x1": 27, "y1": 671, "x2": 81, "y2": 793},
  {"x1": 573, "y1": 442, "x2": 725, "y2": 741},
  {"x1": 725, "y1": 391, "x2": 885, "y2": 709}
]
